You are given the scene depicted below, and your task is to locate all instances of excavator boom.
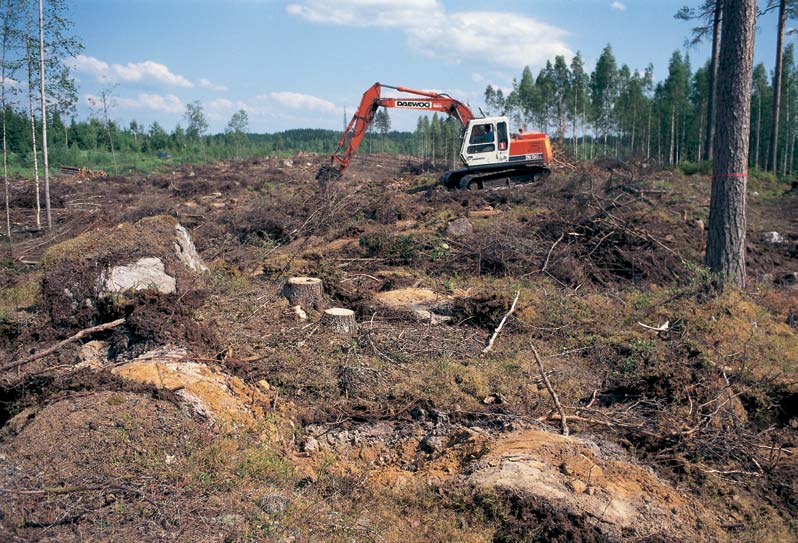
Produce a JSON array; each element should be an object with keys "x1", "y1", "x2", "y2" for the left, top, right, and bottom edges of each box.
[{"x1": 317, "y1": 83, "x2": 474, "y2": 182}]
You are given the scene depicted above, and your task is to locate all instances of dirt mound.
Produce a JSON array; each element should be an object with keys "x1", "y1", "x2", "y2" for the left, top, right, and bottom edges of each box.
[
  {"x1": 111, "y1": 348, "x2": 270, "y2": 430},
  {"x1": 464, "y1": 429, "x2": 724, "y2": 542},
  {"x1": 40, "y1": 215, "x2": 208, "y2": 334},
  {"x1": 0, "y1": 391, "x2": 232, "y2": 542}
]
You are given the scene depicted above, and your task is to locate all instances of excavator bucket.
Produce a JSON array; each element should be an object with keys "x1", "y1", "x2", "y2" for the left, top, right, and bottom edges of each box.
[{"x1": 316, "y1": 165, "x2": 343, "y2": 186}]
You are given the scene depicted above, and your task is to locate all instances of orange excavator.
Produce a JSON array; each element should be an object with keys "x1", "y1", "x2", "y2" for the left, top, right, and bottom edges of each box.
[{"x1": 317, "y1": 83, "x2": 552, "y2": 189}]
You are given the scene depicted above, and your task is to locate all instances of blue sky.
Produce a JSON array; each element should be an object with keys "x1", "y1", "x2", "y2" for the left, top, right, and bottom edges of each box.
[{"x1": 67, "y1": 0, "x2": 782, "y2": 133}]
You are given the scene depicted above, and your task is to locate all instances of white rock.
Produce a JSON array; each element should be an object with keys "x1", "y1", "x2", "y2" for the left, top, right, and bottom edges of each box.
[
  {"x1": 292, "y1": 305, "x2": 307, "y2": 321},
  {"x1": 763, "y1": 231, "x2": 785, "y2": 244},
  {"x1": 174, "y1": 224, "x2": 209, "y2": 273},
  {"x1": 98, "y1": 257, "x2": 176, "y2": 296}
]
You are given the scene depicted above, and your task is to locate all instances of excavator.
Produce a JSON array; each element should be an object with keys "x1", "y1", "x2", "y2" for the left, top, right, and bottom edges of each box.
[{"x1": 316, "y1": 83, "x2": 552, "y2": 190}]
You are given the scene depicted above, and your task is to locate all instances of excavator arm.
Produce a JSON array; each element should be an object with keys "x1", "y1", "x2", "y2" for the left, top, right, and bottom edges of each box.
[{"x1": 317, "y1": 83, "x2": 475, "y2": 182}]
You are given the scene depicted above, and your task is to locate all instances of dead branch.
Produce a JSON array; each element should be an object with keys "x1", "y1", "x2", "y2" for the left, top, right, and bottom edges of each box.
[
  {"x1": 530, "y1": 341, "x2": 569, "y2": 436},
  {"x1": 0, "y1": 318, "x2": 126, "y2": 373},
  {"x1": 482, "y1": 290, "x2": 520, "y2": 354},
  {"x1": 540, "y1": 233, "x2": 564, "y2": 273}
]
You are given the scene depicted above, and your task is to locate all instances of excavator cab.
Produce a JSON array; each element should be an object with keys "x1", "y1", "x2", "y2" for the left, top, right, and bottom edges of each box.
[{"x1": 461, "y1": 117, "x2": 510, "y2": 167}]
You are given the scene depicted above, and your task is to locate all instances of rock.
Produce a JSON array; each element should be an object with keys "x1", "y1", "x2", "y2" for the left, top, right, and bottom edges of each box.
[
  {"x1": 257, "y1": 379, "x2": 271, "y2": 392},
  {"x1": 446, "y1": 217, "x2": 474, "y2": 238},
  {"x1": 292, "y1": 305, "x2": 307, "y2": 321},
  {"x1": 41, "y1": 216, "x2": 208, "y2": 331},
  {"x1": 420, "y1": 432, "x2": 449, "y2": 454},
  {"x1": 464, "y1": 429, "x2": 724, "y2": 541},
  {"x1": 98, "y1": 257, "x2": 176, "y2": 296},
  {"x1": 76, "y1": 340, "x2": 110, "y2": 369},
  {"x1": 111, "y1": 349, "x2": 269, "y2": 429},
  {"x1": 763, "y1": 231, "x2": 785, "y2": 244},
  {"x1": 283, "y1": 159, "x2": 294, "y2": 168},
  {"x1": 258, "y1": 493, "x2": 290, "y2": 514},
  {"x1": 483, "y1": 393, "x2": 507, "y2": 405},
  {"x1": 374, "y1": 288, "x2": 454, "y2": 326},
  {"x1": 174, "y1": 224, "x2": 209, "y2": 273},
  {"x1": 567, "y1": 479, "x2": 588, "y2": 494},
  {"x1": 693, "y1": 219, "x2": 705, "y2": 231},
  {"x1": 219, "y1": 513, "x2": 245, "y2": 529},
  {"x1": 303, "y1": 436, "x2": 320, "y2": 453}
]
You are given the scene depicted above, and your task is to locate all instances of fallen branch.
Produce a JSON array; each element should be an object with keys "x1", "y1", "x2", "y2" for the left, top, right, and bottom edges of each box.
[
  {"x1": 530, "y1": 341, "x2": 569, "y2": 436},
  {"x1": 540, "y1": 233, "x2": 564, "y2": 273},
  {"x1": 482, "y1": 290, "x2": 520, "y2": 354},
  {"x1": 0, "y1": 318, "x2": 126, "y2": 373}
]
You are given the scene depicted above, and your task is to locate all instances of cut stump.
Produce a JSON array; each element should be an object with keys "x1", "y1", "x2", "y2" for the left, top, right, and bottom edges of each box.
[
  {"x1": 322, "y1": 308, "x2": 357, "y2": 335},
  {"x1": 282, "y1": 277, "x2": 324, "y2": 310}
]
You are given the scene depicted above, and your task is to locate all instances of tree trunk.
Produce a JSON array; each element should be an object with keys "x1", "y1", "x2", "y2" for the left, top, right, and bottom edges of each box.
[
  {"x1": 754, "y1": 93, "x2": 761, "y2": 169},
  {"x1": 767, "y1": 0, "x2": 786, "y2": 172},
  {"x1": 38, "y1": 0, "x2": 51, "y2": 229},
  {"x1": 26, "y1": 33, "x2": 41, "y2": 228},
  {"x1": 321, "y1": 308, "x2": 357, "y2": 335},
  {"x1": 647, "y1": 102, "x2": 652, "y2": 160},
  {"x1": 704, "y1": 0, "x2": 723, "y2": 161},
  {"x1": 282, "y1": 277, "x2": 324, "y2": 311},
  {"x1": 669, "y1": 106, "x2": 676, "y2": 165},
  {"x1": 1, "y1": 23, "x2": 9, "y2": 240},
  {"x1": 705, "y1": 0, "x2": 756, "y2": 288}
]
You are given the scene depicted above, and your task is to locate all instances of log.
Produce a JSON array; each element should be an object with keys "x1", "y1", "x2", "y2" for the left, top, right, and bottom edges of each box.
[
  {"x1": 282, "y1": 277, "x2": 324, "y2": 310},
  {"x1": 0, "y1": 318, "x2": 126, "y2": 373},
  {"x1": 321, "y1": 308, "x2": 357, "y2": 335}
]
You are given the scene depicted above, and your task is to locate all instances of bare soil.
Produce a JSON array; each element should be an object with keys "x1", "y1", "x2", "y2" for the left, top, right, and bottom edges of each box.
[{"x1": 1, "y1": 152, "x2": 797, "y2": 542}]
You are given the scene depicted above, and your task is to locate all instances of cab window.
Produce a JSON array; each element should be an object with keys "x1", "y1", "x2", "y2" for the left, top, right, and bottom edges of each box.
[
  {"x1": 497, "y1": 122, "x2": 508, "y2": 151},
  {"x1": 467, "y1": 123, "x2": 495, "y2": 154}
]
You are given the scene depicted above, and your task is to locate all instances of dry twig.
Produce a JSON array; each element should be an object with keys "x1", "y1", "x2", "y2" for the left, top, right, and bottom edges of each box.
[{"x1": 482, "y1": 290, "x2": 520, "y2": 354}]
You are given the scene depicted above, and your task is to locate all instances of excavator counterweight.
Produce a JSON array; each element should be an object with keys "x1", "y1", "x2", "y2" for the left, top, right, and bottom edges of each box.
[{"x1": 317, "y1": 82, "x2": 552, "y2": 189}]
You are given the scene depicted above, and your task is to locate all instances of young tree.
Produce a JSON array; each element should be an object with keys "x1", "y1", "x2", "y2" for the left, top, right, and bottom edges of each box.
[
  {"x1": 225, "y1": 108, "x2": 248, "y2": 157},
  {"x1": 705, "y1": 0, "x2": 757, "y2": 288},
  {"x1": 1, "y1": 2, "x2": 22, "y2": 239},
  {"x1": 767, "y1": 0, "x2": 789, "y2": 172},
  {"x1": 374, "y1": 107, "x2": 391, "y2": 151},
  {"x1": 184, "y1": 101, "x2": 208, "y2": 161},
  {"x1": 87, "y1": 86, "x2": 117, "y2": 172},
  {"x1": 591, "y1": 45, "x2": 618, "y2": 150}
]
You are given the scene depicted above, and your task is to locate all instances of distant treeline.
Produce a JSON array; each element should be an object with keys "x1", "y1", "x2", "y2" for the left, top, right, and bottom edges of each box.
[
  {"x1": 480, "y1": 43, "x2": 796, "y2": 176},
  {"x1": 0, "y1": 107, "x2": 420, "y2": 174}
]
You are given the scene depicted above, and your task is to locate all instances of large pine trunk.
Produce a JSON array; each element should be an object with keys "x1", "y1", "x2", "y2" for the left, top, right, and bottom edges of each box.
[
  {"x1": 767, "y1": 0, "x2": 786, "y2": 172},
  {"x1": 705, "y1": 0, "x2": 756, "y2": 288},
  {"x1": 704, "y1": 0, "x2": 722, "y2": 161}
]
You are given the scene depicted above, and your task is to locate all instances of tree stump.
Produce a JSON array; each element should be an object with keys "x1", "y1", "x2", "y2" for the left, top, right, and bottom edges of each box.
[
  {"x1": 321, "y1": 308, "x2": 357, "y2": 335},
  {"x1": 282, "y1": 277, "x2": 324, "y2": 310}
]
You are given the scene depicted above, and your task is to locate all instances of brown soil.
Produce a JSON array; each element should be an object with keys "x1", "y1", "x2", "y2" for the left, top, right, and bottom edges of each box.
[{"x1": 1, "y1": 153, "x2": 797, "y2": 542}]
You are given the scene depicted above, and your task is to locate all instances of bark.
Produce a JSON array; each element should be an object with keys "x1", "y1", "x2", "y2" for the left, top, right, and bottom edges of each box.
[
  {"x1": 705, "y1": 0, "x2": 756, "y2": 288},
  {"x1": 1, "y1": 24, "x2": 9, "y2": 241},
  {"x1": 754, "y1": 93, "x2": 761, "y2": 169},
  {"x1": 767, "y1": 0, "x2": 786, "y2": 172},
  {"x1": 669, "y1": 106, "x2": 676, "y2": 165},
  {"x1": 704, "y1": 0, "x2": 723, "y2": 161},
  {"x1": 321, "y1": 308, "x2": 357, "y2": 335},
  {"x1": 38, "y1": 0, "x2": 51, "y2": 229},
  {"x1": 26, "y1": 33, "x2": 41, "y2": 228},
  {"x1": 282, "y1": 277, "x2": 324, "y2": 311}
]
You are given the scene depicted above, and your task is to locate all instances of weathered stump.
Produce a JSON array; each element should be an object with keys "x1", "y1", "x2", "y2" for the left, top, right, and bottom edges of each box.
[
  {"x1": 282, "y1": 277, "x2": 324, "y2": 310},
  {"x1": 321, "y1": 308, "x2": 357, "y2": 335}
]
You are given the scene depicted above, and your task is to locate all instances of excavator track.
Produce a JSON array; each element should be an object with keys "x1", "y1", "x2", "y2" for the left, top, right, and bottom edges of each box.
[{"x1": 445, "y1": 164, "x2": 551, "y2": 191}]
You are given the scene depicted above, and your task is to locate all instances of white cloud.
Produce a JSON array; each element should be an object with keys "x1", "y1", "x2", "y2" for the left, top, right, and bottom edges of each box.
[
  {"x1": 199, "y1": 78, "x2": 229, "y2": 92},
  {"x1": 266, "y1": 91, "x2": 340, "y2": 113},
  {"x1": 286, "y1": 1, "x2": 571, "y2": 69},
  {"x1": 0, "y1": 76, "x2": 18, "y2": 88},
  {"x1": 86, "y1": 92, "x2": 185, "y2": 114},
  {"x1": 72, "y1": 55, "x2": 193, "y2": 88},
  {"x1": 610, "y1": 1, "x2": 626, "y2": 11}
]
